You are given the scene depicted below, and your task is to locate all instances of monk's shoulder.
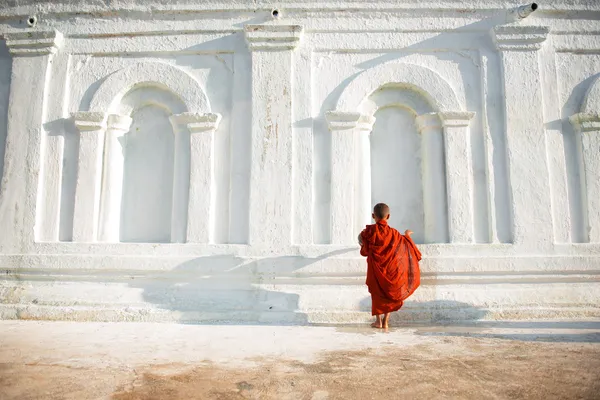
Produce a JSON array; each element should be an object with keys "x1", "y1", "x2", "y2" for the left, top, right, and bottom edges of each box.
[
  {"x1": 388, "y1": 227, "x2": 402, "y2": 237},
  {"x1": 360, "y1": 224, "x2": 376, "y2": 242},
  {"x1": 363, "y1": 223, "x2": 377, "y2": 233}
]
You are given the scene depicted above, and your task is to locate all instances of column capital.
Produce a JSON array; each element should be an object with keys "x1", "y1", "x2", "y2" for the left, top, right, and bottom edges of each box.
[
  {"x1": 325, "y1": 111, "x2": 375, "y2": 132},
  {"x1": 491, "y1": 25, "x2": 549, "y2": 52},
  {"x1": 244, "y1": 24, "x2": 303, "y2": 51},
  {"x1": 72, "y1": 111, "x2": 107, "y2": 132},
  {"x1": 106, "y1": 114, "x2": 132, "y2": 132},
  {"x1": 170, "y1": 112, "x2": 221, "y2": 133},
  {"x1": 438, "y1": 111, "x2": 476, "y2": 128},
  {"x1": 416, "y1": 113, "x2": 442, "y2": 133},
  {"x1": 4, "y1": 30, "x2": 64, "y2": 56},
  {"x1": 570, "y1": 112, "x2": 600, "y2": 133}
]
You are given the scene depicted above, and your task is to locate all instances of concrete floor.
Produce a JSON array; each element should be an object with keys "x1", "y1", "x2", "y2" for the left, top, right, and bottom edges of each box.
[{"x1": 1, "y1": 320, "x2": 599, "y2": 399}]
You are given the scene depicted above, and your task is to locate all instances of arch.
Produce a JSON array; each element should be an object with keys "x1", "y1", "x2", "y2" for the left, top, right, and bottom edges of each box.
[
  {"x1": 362, "y1": 86, "x2": 436, "y2": 118},
  {"x1": 115, "y1": 86, "x2": 188, "y2": 117},
  {"x1": 581, "y1": 73, "x2": 600, "y2": 114},
  {"x1": 335, "y1": 62, "x2": 463, "y2": 113},
  {"x1": 89, "y1": 62, "x2": 211, "y2": 114}
]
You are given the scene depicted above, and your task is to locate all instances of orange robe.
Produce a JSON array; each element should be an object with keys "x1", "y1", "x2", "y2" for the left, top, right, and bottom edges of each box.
[{"x1": 360, "y1": 220, "x2": 421, "y2": 316}]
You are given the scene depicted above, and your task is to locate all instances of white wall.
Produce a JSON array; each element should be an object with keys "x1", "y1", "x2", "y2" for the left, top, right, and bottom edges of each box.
[
  {"x1": 0, "y1": 41, "x2": 10, "y2": 197},
  {"x1": 0, "y1": 1, "x2": 599, "y2": 323}
]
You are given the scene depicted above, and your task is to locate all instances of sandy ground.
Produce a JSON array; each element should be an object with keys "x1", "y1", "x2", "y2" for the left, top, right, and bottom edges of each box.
[{"x1": 1, "y1": 320, "x2": 599, "y2": 399}]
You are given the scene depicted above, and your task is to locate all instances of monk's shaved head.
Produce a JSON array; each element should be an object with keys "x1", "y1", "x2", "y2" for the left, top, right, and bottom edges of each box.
[{"x1": 373, "y1": 203, "x2": 390, "y2": 220}]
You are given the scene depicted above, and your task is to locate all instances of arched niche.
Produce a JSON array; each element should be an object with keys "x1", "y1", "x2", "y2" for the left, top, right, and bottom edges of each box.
[
  {"x1": 336, "y1": 63, "x2": 462, "y2": 113},
  {"x1": 569, "y1": 74, "x2": 600, "y2": 243},
  {"x1": 72, "y1": 61, "x2": 221, "y2": 244},
  {"x1": 89, "y1": 61, "x2": 211, "y2": 115},
  {"x1": 326, "y1": 62, "x2": 474, "y2": 245},
  {"x1": 116, "y1": 87, "x2": 186, "y2": 243},
  {"x1": 365, "y1": 87, "x2": 441, "y2": 244}
]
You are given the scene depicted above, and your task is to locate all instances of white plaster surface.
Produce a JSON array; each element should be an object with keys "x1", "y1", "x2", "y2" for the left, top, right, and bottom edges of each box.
[{"x1": 0, "y1": 1, "x2": 599, "y2": 324}]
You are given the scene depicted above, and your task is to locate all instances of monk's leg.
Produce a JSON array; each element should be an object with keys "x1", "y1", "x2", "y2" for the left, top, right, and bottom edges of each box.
[
  {"x1": 371, "y1": 315, "x2": 382, "y2": 328},
  {"x1": 382, "y1": 313, "x2": 390, "y2": 329}
]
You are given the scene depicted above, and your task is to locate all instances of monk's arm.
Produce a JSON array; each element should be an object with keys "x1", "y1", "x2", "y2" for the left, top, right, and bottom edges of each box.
[
  {"x1": 402, "y1": 232, "x2": 422, "y2": 261},
  {"x1": 359, "y1": 230, "x2": 368, "y2": 257}
]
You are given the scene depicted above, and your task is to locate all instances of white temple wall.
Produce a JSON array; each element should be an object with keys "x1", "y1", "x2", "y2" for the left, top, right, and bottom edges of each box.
[
  {"x1": 0, "y1": 41, "x2": 9, "y2": 198},
  {"x1": 0, "y1": 1, "x2": 599, "y2": 323}
]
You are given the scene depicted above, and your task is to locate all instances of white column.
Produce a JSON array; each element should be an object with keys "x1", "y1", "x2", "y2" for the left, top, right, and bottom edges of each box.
[
  {"x1": 439, "y1": 112, "x2": 476, "y2": 244},
  {"x1": 38, "y1": 52, "x2": 71, "y2": 242},
  {"x1": 169, "y1": 116, "x2": 190, "y2": 244},
  {"x1": 0, "y1": 30, "x2": 63, "y2": 251},
  {"x1": 71, "y1": 111, "x2": 107, "y2": 242},
  {"x1": 244, "y1": 24, "x2": 303, "y2": 246},
  {"x1": 97, "y1": 114, "x2": 132, "y2": 243},
  {"x1": 354, "y1": 116, "x2": 376, "y2": 235},
  {"x1": 491, "y1": 25, "x2": 553, "y2": 247},
  {"x1": 170, "y1": 112, "x2": 221, "y2": 243},
  {"x1": 570, "y1": 113, "x2": 600, "y2": 243},
  {"x1": 292, "y1": 48, "x2": 314, "y2": 244},
  {"x1": 416, "y1": 113, "x2": 448, "y2": 243},
  {"x1": 326, "y1": 111, "x2": 375, "y2": 244}
]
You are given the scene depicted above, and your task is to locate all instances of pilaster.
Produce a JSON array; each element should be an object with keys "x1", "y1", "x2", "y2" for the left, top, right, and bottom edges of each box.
[
  {"x1": 416, "y1": 113, "x2": 448, "y2": 243},
  {"x1": 71, "y1": 112, "x2": 107, "y2": 242},
  {"x1": 355, "y1": 115, "x2": 377, "y2": 235},
  {"x1": 326, "y1": 111, "x2": 375, "y2": 244},
  {"x1": 0, "y1": 30, "x2": 63, "y2": 250},
  {"x1": 491, "y1": 24, "x2": 553, "y2": 248},
  {"x1": 244, "y1": 24, "x2": 303, "y2": 246},
  {"x1": 97, "y1": 114, "x2": 132, "y2": 243},
  {"x1": 170, "y1": 112, "x2": 221, "y2": 243},
  {"x1": 439, "y1": 111, "x2": 476, "y2": 244},
  {"x1": 570, "y1": 113, "x2": 600, "y2": 242}
]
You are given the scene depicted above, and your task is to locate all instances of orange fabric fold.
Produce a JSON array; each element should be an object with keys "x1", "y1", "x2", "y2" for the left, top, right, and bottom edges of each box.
[{"x1": 360, "y1": 220, "x2": 422, "y2": 316}]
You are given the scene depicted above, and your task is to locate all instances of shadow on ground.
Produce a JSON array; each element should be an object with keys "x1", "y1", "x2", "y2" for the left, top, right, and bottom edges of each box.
[{"x1": 412, "y1": 320, "x2": 600, "y2": 343}]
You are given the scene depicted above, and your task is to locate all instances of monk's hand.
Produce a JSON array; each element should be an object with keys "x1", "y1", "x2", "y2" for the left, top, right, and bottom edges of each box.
[{"x1": 404, "y1": 229, "x2": 413, "y2": 237}]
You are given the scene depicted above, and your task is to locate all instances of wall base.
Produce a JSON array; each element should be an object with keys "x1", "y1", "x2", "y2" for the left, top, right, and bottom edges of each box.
[{"x1": 1, "y1": 251, "x2": 599, "y2": 324}]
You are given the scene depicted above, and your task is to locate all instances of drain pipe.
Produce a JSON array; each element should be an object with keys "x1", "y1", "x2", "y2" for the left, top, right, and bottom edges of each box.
[{"x1": 509, "y1": 3, "x2": 539, "y2": 20}]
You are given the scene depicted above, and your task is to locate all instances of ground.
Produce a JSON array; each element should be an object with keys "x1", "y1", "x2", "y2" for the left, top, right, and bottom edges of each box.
[{"x1": 1, "y1": 320, "x2": 599, "y2": 399}]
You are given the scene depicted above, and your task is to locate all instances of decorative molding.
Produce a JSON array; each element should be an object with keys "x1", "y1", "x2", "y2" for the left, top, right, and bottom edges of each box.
[
  {"x1": 244, "y1": 24, "x2": 303, "y2": 51},
  {"x1": 336, "y1": 62, "x2": 462, "y2": 112},
  {"x1": 570, "y1": 113, "x2": 600, "y2": 133},
  {"x1": 491, "y1": 25, "x2": 549, "y2": 51},
  {"x1": 325, "y1": 111, "x2": 375, "y2": 132},
  {"x1": 170, "y1": 112, "x2": 222, "y2": 133},
  {"x1": 356, "y1": 115, "x2": 376, "y2": 132},
  {"x1": 416, "y1": 113, "x2": 442, "y2": 133},
  {"x1": 439, "y1": 111, "x2": 476, "y2": 128},
  {"x1": 3, "y1": 30, "x2": 63, "y2": 56},
  {"x1": 72, "y1": 111, "x2": 107, "y2": 132},
  {"x1": 90, "y1": 62, "x2": 211, "y2": 115},
  {"x1": 106, "y1": 114, "x2": 132, "y2": 132}
]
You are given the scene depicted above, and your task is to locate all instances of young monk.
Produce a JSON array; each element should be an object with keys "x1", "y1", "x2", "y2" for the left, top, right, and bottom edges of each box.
[{"x1": 358, "y1": 203, "x2": 422, "y2": 329}]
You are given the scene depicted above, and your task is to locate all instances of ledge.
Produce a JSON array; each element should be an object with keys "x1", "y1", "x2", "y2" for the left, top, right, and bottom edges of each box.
[
  {"x1": 3, "y1": 30, "x2": 63, "y2": 56},
  {"x1": 71, "y1": 111, "x2": 107, "y2": 132},
  {"x1": 325, "y1": 111, "x2": 375, "y2": 132},
  {"x1": 569, "y1": 112, "x2": 600, "y2": 133},
  {"x1": 244, "y1": 24, "x2": 303, "y2": 51},
  {"x1": 106, "y1": 114, "x2": 132, "y2": 132},
  {"x1": 439, "y1": 111, "x2": 476, "y2": 128},
  {"x1": 170, "y1": 112, "x2": 222, "y2": 133},
  {"x1": 491, "y1": 25, "x2": 549, "y2": 51}
]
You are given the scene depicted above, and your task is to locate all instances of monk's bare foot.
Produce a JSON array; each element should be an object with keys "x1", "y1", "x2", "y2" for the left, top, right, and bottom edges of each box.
[
  {"x1": 382, "y1": 313, "x2": 390, "y2": 329},
  {"x1": 371, "y1": 316, "x2": 383, "y2": 328}
]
